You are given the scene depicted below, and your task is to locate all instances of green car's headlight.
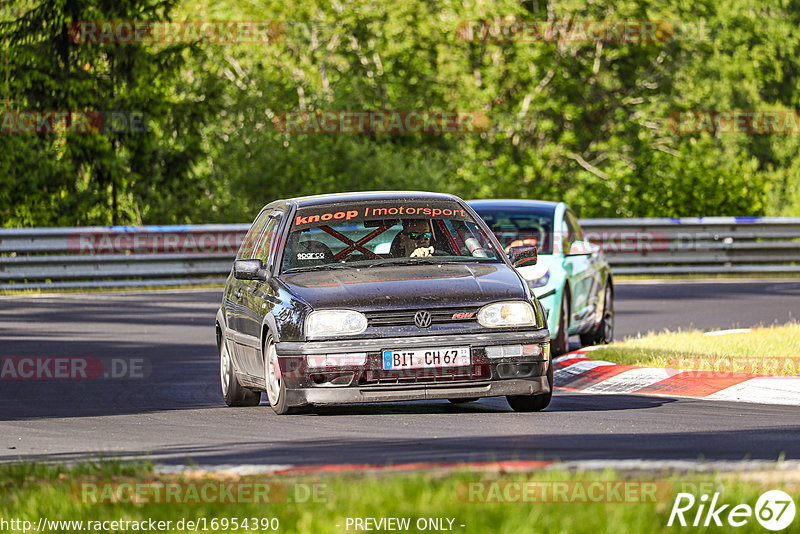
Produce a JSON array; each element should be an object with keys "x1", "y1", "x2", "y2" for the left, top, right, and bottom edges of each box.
[
  {"x1": 477, "y1": 301, "x2": 536, "y2": 328},
  {"x1": 305, "y1": 310, "x2": 368, "y2": 339}
]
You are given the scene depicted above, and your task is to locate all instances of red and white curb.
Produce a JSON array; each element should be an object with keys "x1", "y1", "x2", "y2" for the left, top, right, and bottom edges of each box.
[{"x1": 554, "y1": 346, "x2": 800, "y2": 406}]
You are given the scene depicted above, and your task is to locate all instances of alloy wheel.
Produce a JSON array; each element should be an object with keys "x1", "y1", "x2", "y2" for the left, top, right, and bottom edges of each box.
[
  {"x1": 265, "y1": 338, "x2": 281, "y2": 405},
  {"x1": 220, "y1": 341, "x2": 231, "y2": 396}
]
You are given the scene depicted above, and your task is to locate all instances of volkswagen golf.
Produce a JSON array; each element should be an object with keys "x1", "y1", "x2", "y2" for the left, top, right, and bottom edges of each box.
[{"x1": 215, "y1": 191, "x2": 551, "y2": 414}]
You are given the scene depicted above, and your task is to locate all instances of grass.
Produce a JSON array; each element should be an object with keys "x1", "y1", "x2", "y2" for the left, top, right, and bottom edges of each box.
[
  {"x1": 589, "y1": 323, "x2": 800, "y2": 375},
  {"x1": 2, "y1": 461, "x2": 800, "y2": 533}
]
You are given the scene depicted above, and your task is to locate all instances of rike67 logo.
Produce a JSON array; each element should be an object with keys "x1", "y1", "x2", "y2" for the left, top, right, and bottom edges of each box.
[{"x1": 668, "y1": 490, "x2": 796, "y2": 531}]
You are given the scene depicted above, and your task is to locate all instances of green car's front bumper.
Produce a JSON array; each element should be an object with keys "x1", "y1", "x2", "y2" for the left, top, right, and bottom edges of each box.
[{"x1": 518, "y1": 257, "x2": 566, "y2": 339}]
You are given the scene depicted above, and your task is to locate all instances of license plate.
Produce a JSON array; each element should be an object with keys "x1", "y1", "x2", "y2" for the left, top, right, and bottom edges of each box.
[{"x1": 382, "y1": 347, "x2": 470, "y2": 370}]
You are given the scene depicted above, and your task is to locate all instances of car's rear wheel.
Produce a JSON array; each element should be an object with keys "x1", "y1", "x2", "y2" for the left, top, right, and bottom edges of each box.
[
  {"x1": 506, "y1": 362, "x2": 553, "y2": 412},
  {"x1": 550, "y1": 291, "x2": 570, "y2": 356},
  {"x1": 580, "y1": 282, "x2": 613, "y2": 346},
  {"x1": 220, "y1": 338, "x2": 261, "y2": 407},
  {"x1": 264, "y1": 334, "x2": 302, "y2": 415}
]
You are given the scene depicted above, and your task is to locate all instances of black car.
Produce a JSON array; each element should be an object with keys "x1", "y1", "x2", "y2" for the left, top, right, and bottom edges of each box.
[{"x1": 215, "y1": 191, "x2": 551, "y2": 414}]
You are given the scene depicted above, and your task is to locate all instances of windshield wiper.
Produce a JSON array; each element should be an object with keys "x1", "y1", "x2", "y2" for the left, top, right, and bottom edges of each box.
[
  {"x1": 365, "y1": 258, "x2": 448, "y2": 268},
  {"x1": 282, "y1": 263, "x2": 355, "y2": 273}
]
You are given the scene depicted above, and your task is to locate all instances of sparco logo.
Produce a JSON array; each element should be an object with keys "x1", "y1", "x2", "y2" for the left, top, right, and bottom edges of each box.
[{"x1": 297, "y1": 252, "x2": 325, "y2": 260}]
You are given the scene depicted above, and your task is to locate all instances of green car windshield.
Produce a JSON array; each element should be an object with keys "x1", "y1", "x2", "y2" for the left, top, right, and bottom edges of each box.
[
  {"x1": 281, "y1": 200, "x2": 503, "y2": 272},
  {"x1": 473, "y1": 207, "x2": 556, "y2": 255}
]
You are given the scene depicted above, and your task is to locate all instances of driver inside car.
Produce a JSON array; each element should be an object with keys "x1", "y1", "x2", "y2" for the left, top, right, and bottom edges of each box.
[{"x1": 395, "y1": 219, "x2": 435, "y2": 258}]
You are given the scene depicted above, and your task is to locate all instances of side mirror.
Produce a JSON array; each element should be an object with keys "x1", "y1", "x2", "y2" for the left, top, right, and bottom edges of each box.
[
  {"x1": 566, "y1": 240, "x2": 593, "y2": 256},
  {"x1": 508, "y1": 245, "x2": 537, "y2": 267},
  {"x1": 234, "y1": 259, "x2": 270, "y2": 282}
]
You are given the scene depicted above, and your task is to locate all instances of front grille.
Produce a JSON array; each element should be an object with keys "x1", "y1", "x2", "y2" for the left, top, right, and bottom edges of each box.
[
  {"x1": 366, "y1": 307, "x2": 479, "y2": 327},
  {"x1": 360, "y1": 363, "x2": 490, "y2": 385}
]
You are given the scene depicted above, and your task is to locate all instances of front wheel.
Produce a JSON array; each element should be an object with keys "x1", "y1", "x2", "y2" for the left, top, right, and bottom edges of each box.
[
  {"x1": 506, "y1": 362, "x2": 553, "y2": 412},
  {"x1": 264, "y1": 335, "x2": 303, "y2": 415},
  {"x1": 220, "y1": 338, "x2": 261, "y2": 407}
]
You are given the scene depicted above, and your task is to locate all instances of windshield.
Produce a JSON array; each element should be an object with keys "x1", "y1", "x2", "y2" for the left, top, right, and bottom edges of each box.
[
  {"x1": 281, "y1": 200, "x2": 503, "y2": 272},
  {"x1": 472, "y1": 206, "x2": 556, "y2": 255}
]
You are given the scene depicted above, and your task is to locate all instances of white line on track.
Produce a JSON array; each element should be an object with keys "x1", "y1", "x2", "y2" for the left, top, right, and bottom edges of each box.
[
  {"x1": 703, "y1": 328, "x2": 752, "y2": 336},
  {"x1": 155, "y1": 464, "x2": 295, "y2": 475},
  {"x1": 615, "y1": 278, "x2": 800, "y2": 285}
]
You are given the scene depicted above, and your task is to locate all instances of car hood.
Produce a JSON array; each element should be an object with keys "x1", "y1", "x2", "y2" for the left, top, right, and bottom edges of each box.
[{"x1": 280, "y1": 263, "x2": 527, "y2": 311}]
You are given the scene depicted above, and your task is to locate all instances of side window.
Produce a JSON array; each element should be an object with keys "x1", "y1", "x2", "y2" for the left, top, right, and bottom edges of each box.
[
  {"x1": 236, "y1": 210, "x2": 270, "y2": 260},
  {"x1": 254, "y1": 212, "x2": 283, "y2": 266},
  {"x1": 445, "y1": 220, "x2": 496, "y2": 258},
  {"x1": 565, "y1": 211, "x2": 583, "y2": 242}
]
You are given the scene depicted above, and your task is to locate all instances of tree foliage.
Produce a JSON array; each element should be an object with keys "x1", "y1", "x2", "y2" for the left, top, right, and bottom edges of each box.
[
  {"x1": 1, "y1": 0, "x2": 217, "y2": 225},
  {"x1": 2, "y1": 0, "x2": 800, "y2": 225}
]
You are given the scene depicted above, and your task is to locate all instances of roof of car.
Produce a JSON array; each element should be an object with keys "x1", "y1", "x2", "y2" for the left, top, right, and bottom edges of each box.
[
  {"x1": 287, "y1": 191, "x2": 461, "y2": 208},
  {"x1": 467, "y1": 199, "x2": 560, "y2": 210}
]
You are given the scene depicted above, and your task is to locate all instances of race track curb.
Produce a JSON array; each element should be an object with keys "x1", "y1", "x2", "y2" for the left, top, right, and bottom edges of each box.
[{"x1": 554, "y1": 347, "x2": 800, "y2": 406}]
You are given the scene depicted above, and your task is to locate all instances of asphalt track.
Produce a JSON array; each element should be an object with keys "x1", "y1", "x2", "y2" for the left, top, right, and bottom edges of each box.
[{"x1": 1, "y1": 280, "x2": 800, "y2": 467}]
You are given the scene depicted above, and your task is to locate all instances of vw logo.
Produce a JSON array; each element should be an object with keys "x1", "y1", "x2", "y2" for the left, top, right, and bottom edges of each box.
[{"x1": 414, "y1": 310, "x2": 432, "y2": 328}]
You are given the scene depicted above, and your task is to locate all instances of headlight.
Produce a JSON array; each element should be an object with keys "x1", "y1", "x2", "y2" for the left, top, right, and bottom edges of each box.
[
  {"x1": 305, "y1": 310, "x2": 368, "y2": 339},
  {"x1": 477, "y1": 301, "x2": 536, "y2": 328},
  {"x1": 529, "y1": 269, "x2": 550, "y2": 288}
]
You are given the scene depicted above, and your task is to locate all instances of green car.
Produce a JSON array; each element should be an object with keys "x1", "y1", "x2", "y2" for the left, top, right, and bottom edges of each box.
[{"x1": 469, "y1": 200, "x2": 613, "y2": 355}]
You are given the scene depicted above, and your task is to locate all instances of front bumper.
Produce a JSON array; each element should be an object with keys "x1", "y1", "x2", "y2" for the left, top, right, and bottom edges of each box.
[{"x1": 275, "y1": 329, "x2": 550, "y2": 407}]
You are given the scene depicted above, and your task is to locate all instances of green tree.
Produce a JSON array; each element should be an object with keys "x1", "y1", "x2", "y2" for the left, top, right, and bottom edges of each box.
[
  {"x1": 0, "y1": 0, "x2": 219, "y2": 226},
  {"x1": 4, "y1": 0, "x2": 800, "y2": 225}
]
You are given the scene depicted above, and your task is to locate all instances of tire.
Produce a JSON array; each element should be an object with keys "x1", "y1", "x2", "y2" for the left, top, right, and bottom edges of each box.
[
  {"x1": 264, "y1": 334, "x2": 300, "y2": 415},
  {"x1": 580, "y1": 282, "x2": 614, "y2": 347},
  {"x1": 506, "y1": 362, "x2": 553, "y2": 412},
  {"x1": 550, "y1": 291, "x2": 570, "y2": 356},
  {"x1": 220, "y1": 338, "x2": 261, "y2": 407},
  {"x1": 448, "y1": 398, "x2": 479, "y2": 404}
]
